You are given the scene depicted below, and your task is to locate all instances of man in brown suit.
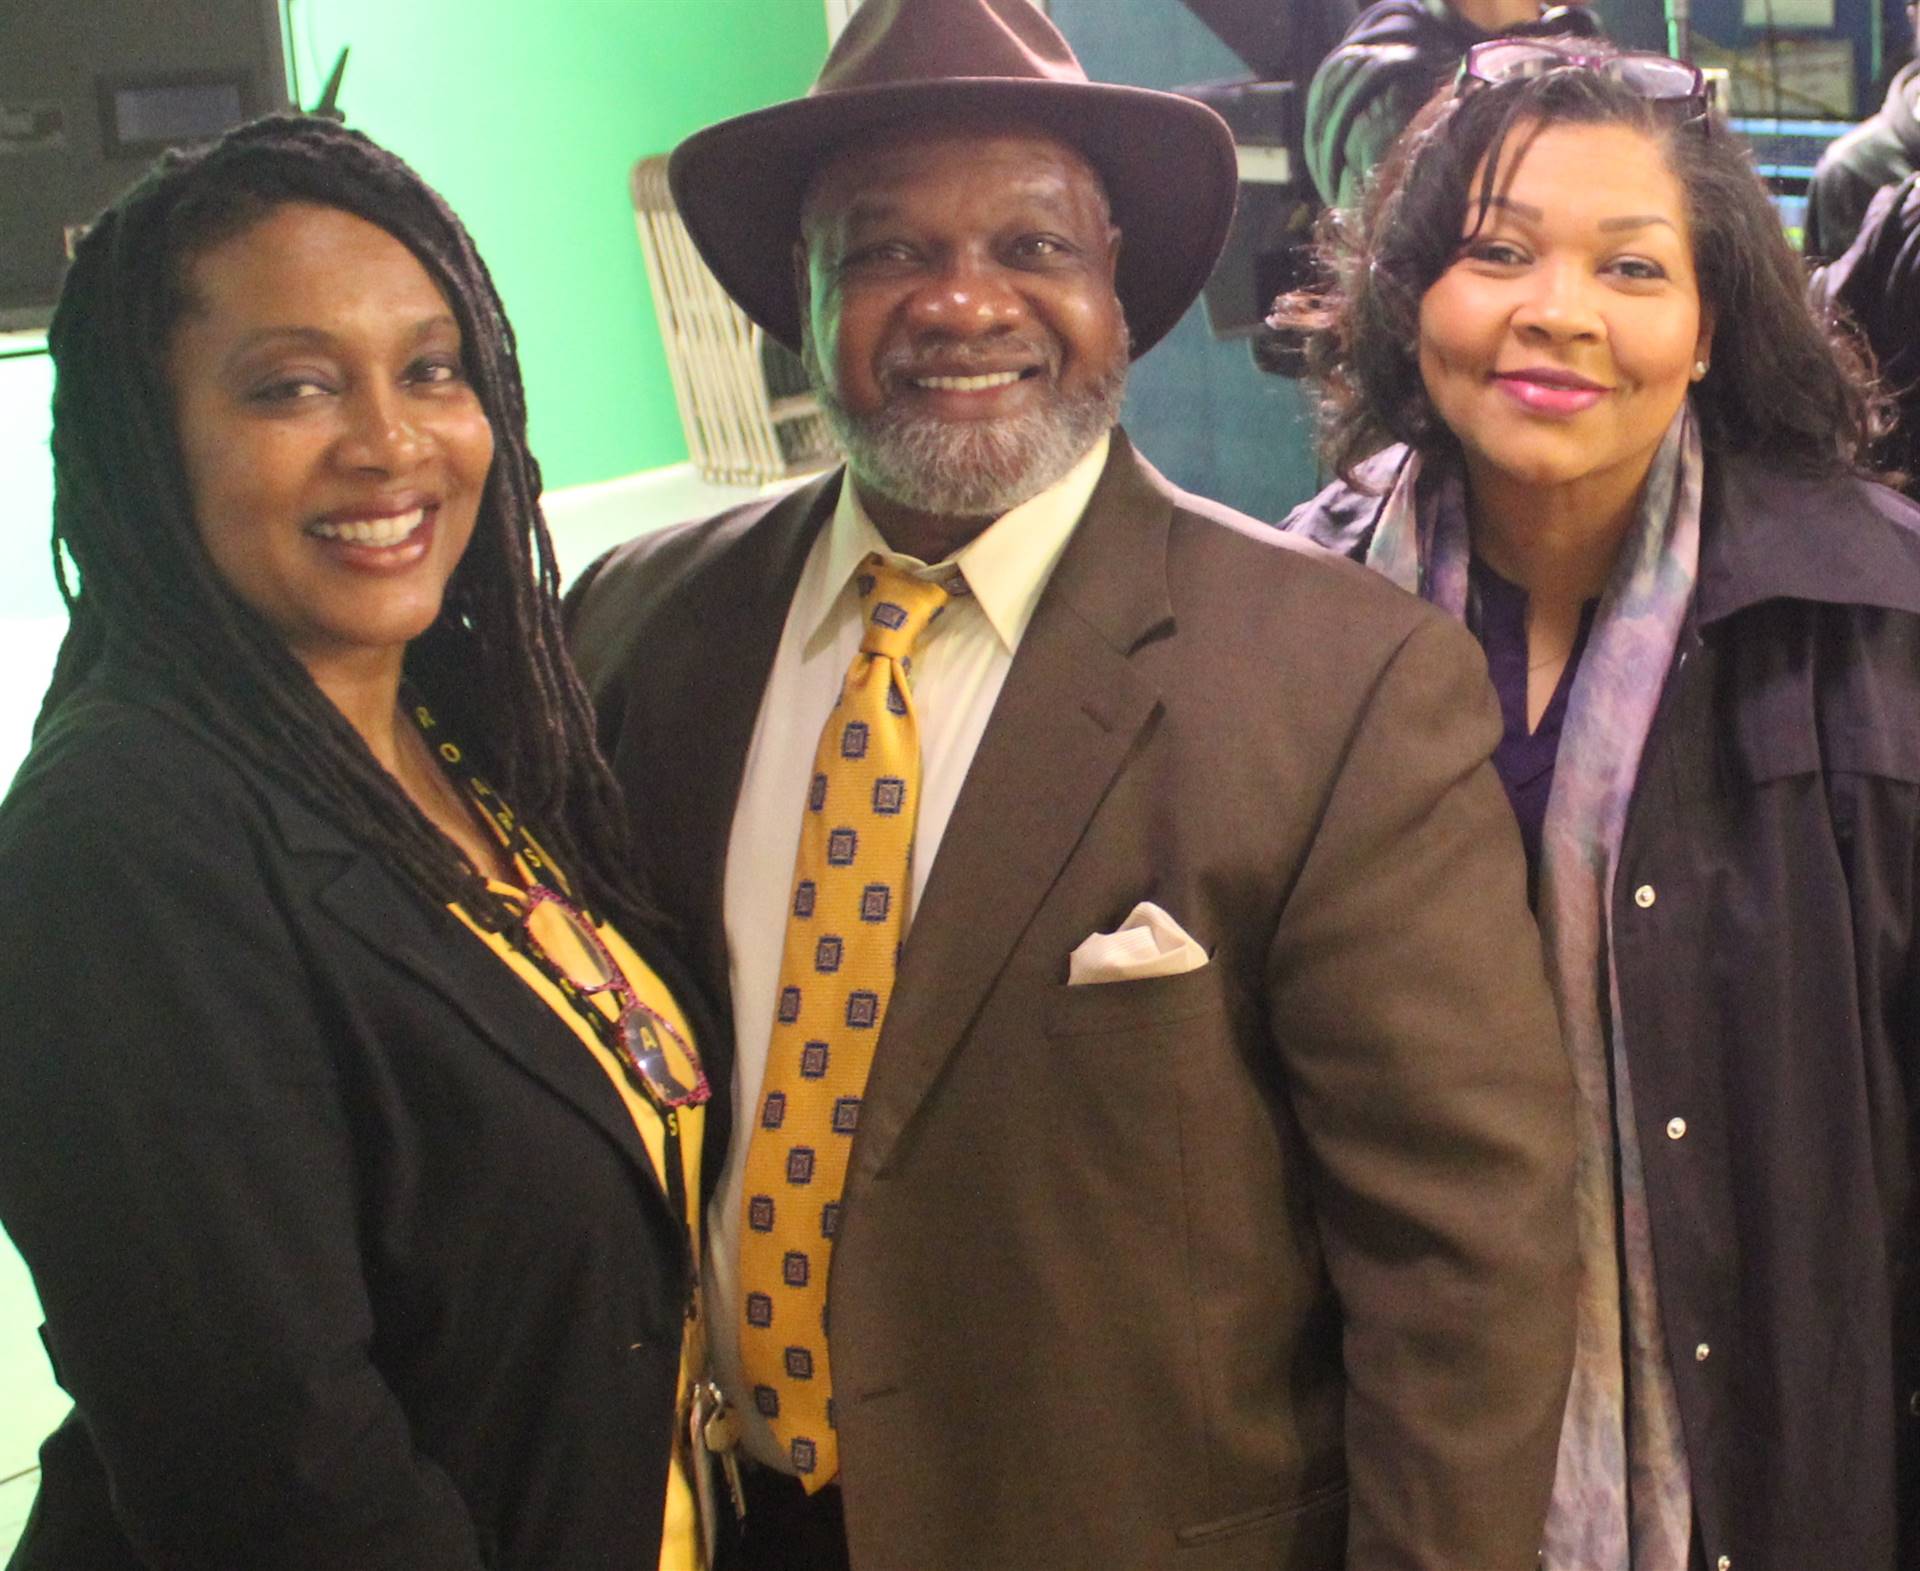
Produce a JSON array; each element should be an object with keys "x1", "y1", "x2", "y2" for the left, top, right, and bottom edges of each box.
[{"x1": 566, "y1": 2, "x2": 1576, "y2": 1566}]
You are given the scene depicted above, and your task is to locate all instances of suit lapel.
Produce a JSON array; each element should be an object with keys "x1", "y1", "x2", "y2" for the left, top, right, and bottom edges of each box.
[
  {"x1": 645, "y1": 476, "x2": 843, "y2": 1021},
  {"x1": 851, "y1": 435, "x2": 1175, "y2": 1184}
]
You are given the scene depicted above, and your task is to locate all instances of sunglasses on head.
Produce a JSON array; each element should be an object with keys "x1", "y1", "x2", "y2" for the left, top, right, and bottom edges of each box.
[{"x1": 1457, "y1": 39, "x2": 1713, "y2": 128}]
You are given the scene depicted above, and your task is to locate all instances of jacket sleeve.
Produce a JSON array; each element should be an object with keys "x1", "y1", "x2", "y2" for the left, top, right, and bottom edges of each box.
[
  {"x1": 1305, "y1": 46, "x2": 1418, "y2": 208},
  {"x1": 1334, "y1": 71, "x2": 1433, "y2": 210},
  {"x1": 0, "y1": 746, "x2": 486, "y2": 1570},
  {"x1": 1805, "y1": 155, "x2": 1880, "y2": 263},
  {"x1": 1265, "y1": 611, "x2": 1578, "y2": 1570}
]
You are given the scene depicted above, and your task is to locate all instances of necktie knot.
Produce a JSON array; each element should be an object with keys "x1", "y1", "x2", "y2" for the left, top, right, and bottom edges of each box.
[{"x1": 856, "y1": 557, "x2": 950, "y2": 662}]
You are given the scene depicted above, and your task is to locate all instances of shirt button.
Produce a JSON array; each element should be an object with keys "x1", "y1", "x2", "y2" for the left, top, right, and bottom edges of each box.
[
  {"x1": 1666, "y1": 1116, "x2": 1687, "y2": 1140},
  {"x1": 1695, "y1": 1342, "x2": 1711, "y2": 1362},
  {"x1": 1634, "y1": 884, "x2": 1657, "y2": 908}
]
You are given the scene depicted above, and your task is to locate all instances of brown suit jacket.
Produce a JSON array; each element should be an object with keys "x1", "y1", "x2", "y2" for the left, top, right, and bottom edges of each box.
[{"x1": 565, "y1": 433, "x2": 1577, "y2": 1571}]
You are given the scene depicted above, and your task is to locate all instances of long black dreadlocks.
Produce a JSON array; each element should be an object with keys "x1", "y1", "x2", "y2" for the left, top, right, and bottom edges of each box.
[{"x1": 42, "y1": 113, "x2": 650, "y2": 933}]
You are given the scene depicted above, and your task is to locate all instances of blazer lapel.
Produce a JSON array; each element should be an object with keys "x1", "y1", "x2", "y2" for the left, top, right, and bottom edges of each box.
[
  {"x1": 326, "y1": 859, "x2": 681, "y2": 1186},
  {"x1": 851, "y1": 434, "x2": 1174, "y2": 1184},
  {"x1": 259, "y1": 785, "x2": 671, "y2": 1201}
]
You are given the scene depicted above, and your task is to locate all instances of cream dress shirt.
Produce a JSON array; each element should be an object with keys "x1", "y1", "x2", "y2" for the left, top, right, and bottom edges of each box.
[{"x1": 707, "y1": 433, "x2": 1110, "y2": 1470}]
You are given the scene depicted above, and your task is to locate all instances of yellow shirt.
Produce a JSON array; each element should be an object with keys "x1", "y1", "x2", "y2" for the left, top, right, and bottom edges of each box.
[{"x1": 453, "y1": 882, "x2": 708, "y2": 1571}]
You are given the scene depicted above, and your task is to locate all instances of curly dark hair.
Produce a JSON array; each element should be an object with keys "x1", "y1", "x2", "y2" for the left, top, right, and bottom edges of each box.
[
  {"x1": 42, "y1": 113, "x2": 649, "y2": 931},
  {"x1": 1274, "y1": 58, "x2": 1887, "y2": 485}
]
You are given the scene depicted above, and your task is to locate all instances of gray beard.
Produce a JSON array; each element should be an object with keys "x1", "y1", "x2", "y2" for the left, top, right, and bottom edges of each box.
[{"x1": 803, "y1": 339, "x2": 1128, "y2": 521}]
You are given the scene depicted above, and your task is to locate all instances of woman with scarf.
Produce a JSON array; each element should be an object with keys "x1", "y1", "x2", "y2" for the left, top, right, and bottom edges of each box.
[{"x1": 1279, "y1": 42, "x2": 1920, "y2": 1571}]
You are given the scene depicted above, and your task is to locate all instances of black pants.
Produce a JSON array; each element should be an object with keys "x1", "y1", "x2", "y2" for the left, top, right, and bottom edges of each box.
[{"x1": 718, "y1": 1464, "x2": 851, "y2": 1571}]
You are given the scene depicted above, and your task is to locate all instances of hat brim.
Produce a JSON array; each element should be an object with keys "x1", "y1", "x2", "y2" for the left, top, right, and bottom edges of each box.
[{"x1": 667, "y1": 78, "x2": 1238, "y2": 357}]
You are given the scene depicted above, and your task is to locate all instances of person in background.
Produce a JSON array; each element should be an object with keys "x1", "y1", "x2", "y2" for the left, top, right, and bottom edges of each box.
[
  {"x1": 1804, "y1": 0, "x2": 1920, "y2": 260},
  {"x1": 568, "y1": 1, "x2": 1579, "y2": 1568},
  {"x1": 1304, "y1": 0, "x2": 1598, "y2": 209},
  {"x1": 1813, "y1": 167, "x2": 1920, "y2": 494},
  {"x1": 1280, "y1": 39, "x2": 1920, "y2": 1571},
  {"x1": 0, "y1": 115, "x2": 716, "y2": 1569}
]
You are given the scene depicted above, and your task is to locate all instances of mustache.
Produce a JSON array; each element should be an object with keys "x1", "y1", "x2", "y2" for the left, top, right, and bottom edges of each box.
[{"x1": 876, "y1": 339, "x2": 1061, "y2": 381}]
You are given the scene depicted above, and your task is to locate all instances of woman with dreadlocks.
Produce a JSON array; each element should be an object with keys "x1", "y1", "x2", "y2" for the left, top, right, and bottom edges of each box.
[{"x1": 0, "y1": 115, "x2": 717, "y2": 1569}]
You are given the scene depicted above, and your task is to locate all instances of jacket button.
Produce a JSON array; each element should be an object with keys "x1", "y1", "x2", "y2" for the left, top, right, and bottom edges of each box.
[
  {"x1": 1666, "y1": 1116, "x2": 1687, "y2": 1140},
  {"x1": 1695, "y1": 1342, "x2": 1711, "y2": 1362},
  {"x1": 1634, "y1": 884, "x2": 1657, "y2": 908},
  {"x1": 1909, "y1": 1390, "x2": 1920, "y2": 1417}
]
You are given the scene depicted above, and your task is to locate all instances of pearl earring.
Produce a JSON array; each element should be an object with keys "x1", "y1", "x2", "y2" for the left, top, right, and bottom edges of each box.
[{"x1": 1693, "y1": 360, "x2": 1709, "y2": 379}]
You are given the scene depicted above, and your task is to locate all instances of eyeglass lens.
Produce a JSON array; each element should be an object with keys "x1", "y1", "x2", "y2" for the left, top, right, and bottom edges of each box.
[
  {"x1": 1474, "y1": 42, "x2": 1579, "y2": 80},
  {"x1": 1472, "y1": 42, "x2": 1700, "y2": 101},
  {"x1": 525, "y1": 894, "x2": 619, "y2": 992},
  {"x1": 620, "y1": 1011, "x2": 704, "y2": 1105},
  {"x1": 1611, "y1": 57, "x2": 1702, "y2": 98},
  {"x1": 523, "y1": 890, "x2": 707, "y2": 1106}
]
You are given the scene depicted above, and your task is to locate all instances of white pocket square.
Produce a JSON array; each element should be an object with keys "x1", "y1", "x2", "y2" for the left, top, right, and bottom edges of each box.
[{"x1": 1067, "y1": 901, "x2": 1208, "y2": 985}]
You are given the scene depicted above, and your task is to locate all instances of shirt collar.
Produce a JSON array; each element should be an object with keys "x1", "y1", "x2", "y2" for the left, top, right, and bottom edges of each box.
[{"x1": 799, "y1": 431, "x2": 1111, "y2": 653}]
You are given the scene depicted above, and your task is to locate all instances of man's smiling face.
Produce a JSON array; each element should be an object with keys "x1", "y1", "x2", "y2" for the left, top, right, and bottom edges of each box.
[{"x1": 797, "y1": 122, "x2": 1129, "y2": 529}]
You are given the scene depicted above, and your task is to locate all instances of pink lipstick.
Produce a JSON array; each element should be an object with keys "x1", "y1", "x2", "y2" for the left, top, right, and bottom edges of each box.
[{"x1": 1494, "y1": 368, "x2": 1608, "y2": 416}]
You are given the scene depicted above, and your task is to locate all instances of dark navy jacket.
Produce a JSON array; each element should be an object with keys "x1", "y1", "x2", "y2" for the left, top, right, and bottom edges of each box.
[
  {"x1": 1804, "y1": 60, "x2": 1920, "y2": 262},
  {"x1": 1814, "y1": 171, "x2": 1920, "y2": 498},
  {"x1": 1285, "y1": 450, "x2": 1920, "y2": 1571}
]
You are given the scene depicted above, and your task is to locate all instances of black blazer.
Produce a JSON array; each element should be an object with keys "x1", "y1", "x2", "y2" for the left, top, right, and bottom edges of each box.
[{"x1": 0, "y1": 667, "x2": 704, "y2": 1570}]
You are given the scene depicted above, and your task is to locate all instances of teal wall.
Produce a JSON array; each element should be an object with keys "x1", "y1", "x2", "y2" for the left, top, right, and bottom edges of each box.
[
  {"x1": 0, "y1": 0, "x2": 847, "y2": 808},
  {"x1": 297, "y1": 0, "x2": 829, "y2": 488},
  {"x1": 1051, "y1": 0, "x2": 1325, "y2": 522},
  {"x1": 0, "y1": 0, "x2": 833, "y2": 664}
]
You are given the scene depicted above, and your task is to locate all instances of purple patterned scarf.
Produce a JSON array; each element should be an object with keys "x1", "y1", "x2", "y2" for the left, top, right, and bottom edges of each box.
[{"x1": 1365, "y1": 405, "x2": 1703, "y2": 1571}]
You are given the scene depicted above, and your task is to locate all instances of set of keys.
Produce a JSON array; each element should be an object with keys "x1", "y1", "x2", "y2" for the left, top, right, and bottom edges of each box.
[{"x1": 689, "y1": 1378, "x2": 747, "y2": 1560}]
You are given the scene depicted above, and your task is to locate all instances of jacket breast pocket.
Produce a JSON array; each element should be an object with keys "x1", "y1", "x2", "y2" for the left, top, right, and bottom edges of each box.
[{"x1": 1043, "y1": 957, "x2": 1230, "y2": 1038}]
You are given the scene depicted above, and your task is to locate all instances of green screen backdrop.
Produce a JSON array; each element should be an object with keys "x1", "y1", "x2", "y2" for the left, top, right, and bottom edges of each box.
[
  {"x1": 0, "y1": 0, "x2": 832, "y2": 621},
  {"x1": 293, "y1": 0, "x2": 829, "y2": 489}
]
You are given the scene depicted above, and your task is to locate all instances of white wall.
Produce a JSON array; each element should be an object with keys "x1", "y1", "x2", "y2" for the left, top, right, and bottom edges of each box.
[{"x1": 0, "y1": 344, "x2": 67, "y2": 1554}]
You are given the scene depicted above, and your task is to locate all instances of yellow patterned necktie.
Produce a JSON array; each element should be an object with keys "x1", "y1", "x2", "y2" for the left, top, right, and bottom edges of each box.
[{"x1": 738, "y1": 554, "x2": 951, "y2": 1489}]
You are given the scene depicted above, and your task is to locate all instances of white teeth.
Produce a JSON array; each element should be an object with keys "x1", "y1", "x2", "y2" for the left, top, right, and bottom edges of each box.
[
  {"x1": 911, "y1": 371, "x2": 1024, "y2": 391},
  {"x1": 309, "y1": 507, "x2": 426, "y2": 547}
]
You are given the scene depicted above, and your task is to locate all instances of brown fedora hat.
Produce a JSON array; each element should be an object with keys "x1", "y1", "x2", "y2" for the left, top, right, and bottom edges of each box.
[{"x1": 667, "y1": 0, "x2": 1238, "y2": 357}]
